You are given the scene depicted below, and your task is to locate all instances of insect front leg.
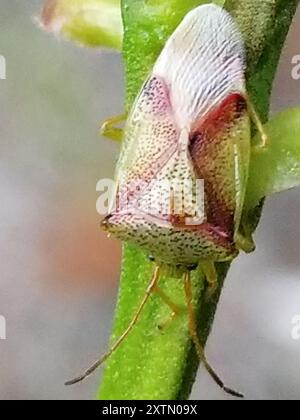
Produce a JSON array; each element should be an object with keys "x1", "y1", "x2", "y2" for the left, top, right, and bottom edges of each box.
[
  {"x1": 246, "y1": 97, "x2": 269, "y2": 151},
  {"x1": 65, "y1": 265, "x2": 161, "y2": 386},
  {"x1": 100, "y1": 113, "x2": 127, "y2": 142}
]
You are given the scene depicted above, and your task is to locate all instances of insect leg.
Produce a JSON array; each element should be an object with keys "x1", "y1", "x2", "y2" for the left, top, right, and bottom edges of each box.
[
  {"x1": 183, "y1": 271, "x2": 244, "y2": 399},
  {"x1": 154, "y1": 286, "x2": 181, "y2": 330},
  {"x1": 100, "y1": 113, "x2": 127, "y2": 142},
  {"x1": 201, "y1": 261, "x2": 218, "y2": 300},
  {"x1": 246, "y1": 98, "x2": 269, "y2": 150},
  {"x1": 235, "y1": 230, "x2": 256, "y2": 254},
  {"x1": 65, "y1": 265, "x2": 161, "y2": 386}
]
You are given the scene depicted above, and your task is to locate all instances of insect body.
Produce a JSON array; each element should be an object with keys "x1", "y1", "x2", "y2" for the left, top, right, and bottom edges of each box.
[
  {"x1": 103, "y1": 4, "x2": 250, "y2": 267},
  {"x1": 67, "y1": 4, "x2": 266, "y2": 397}
]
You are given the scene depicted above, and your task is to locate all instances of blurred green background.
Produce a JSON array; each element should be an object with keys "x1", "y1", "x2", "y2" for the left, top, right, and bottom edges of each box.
[{"x1": 1, "y1": 0, "x2": 300, "y2": 400}]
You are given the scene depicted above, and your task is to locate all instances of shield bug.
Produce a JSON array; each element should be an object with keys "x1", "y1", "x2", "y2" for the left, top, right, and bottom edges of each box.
[{"x1": 66, "y1": 4, "x2": 267, "y2": 397}]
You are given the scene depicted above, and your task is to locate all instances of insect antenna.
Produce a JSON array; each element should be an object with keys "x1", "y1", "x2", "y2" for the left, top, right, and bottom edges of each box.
[
  {"x1": 65, "y1": 265, "x2": 161, "y2": 386},
  {"x1": 183, "y1": 271, "x2": 244, "y2": 399}
]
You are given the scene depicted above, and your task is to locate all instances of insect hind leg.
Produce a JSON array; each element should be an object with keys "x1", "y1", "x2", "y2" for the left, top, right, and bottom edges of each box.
[
  {"x1": 65, "y1": 265, "x2": 161, "y2": 386},
  {"x1": 183, "y1": 271, "x2": 244, "y2": 399},
  {"x1": 235, "y1": 230, "x2": 256, "y2": 254},
  {"x1": 154, "y1": 286, "x2": 182, "y2": 330},
  {"x1": 201, "y1": 261, "x2": 219, "y2": 300}
]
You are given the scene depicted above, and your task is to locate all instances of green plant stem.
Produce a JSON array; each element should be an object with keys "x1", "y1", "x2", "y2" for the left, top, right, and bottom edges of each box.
[{"x1": 98, "y1": 0, "x2": 299, "y2": 399}]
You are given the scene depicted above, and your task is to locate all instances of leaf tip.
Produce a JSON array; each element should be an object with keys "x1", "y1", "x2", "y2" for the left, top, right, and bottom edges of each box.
[
  {"x1": 39, "y1": 0, "x2": 65, "y2": 35},
  {"x1": 38, "y1": 0, "x2": 123, "y2": 50}
]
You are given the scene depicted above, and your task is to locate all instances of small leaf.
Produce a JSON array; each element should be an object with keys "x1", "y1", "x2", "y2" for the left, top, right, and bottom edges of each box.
[
  {"x1": 40, "y1": 0, "x2": 122, "y2": 50},
  {"x1": 245, "y1": 107, "x2": 300, "y2": 211}
]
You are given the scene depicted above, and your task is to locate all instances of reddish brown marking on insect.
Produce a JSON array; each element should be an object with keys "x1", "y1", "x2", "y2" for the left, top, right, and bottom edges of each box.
[
  {"x1": 168, "y1": 214, "x2": 233, "y2": 249},
  {"x1": 190, "y1": 93, "x2": 246, "y2": 148},
  {"x1": 169, "y1": 214, "x2": 188, "y2": 227},
  {"x1": 145, "y1": 76, "x2": 173, "y2": 117},
  {"x1": 189, "y1": 93, "x2": 247, "y2": 236}
]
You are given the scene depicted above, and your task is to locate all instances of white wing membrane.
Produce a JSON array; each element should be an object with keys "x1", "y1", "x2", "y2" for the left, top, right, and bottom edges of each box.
[{"x1": 153, "y1": 4, "x2": 246, "y2": 129}]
